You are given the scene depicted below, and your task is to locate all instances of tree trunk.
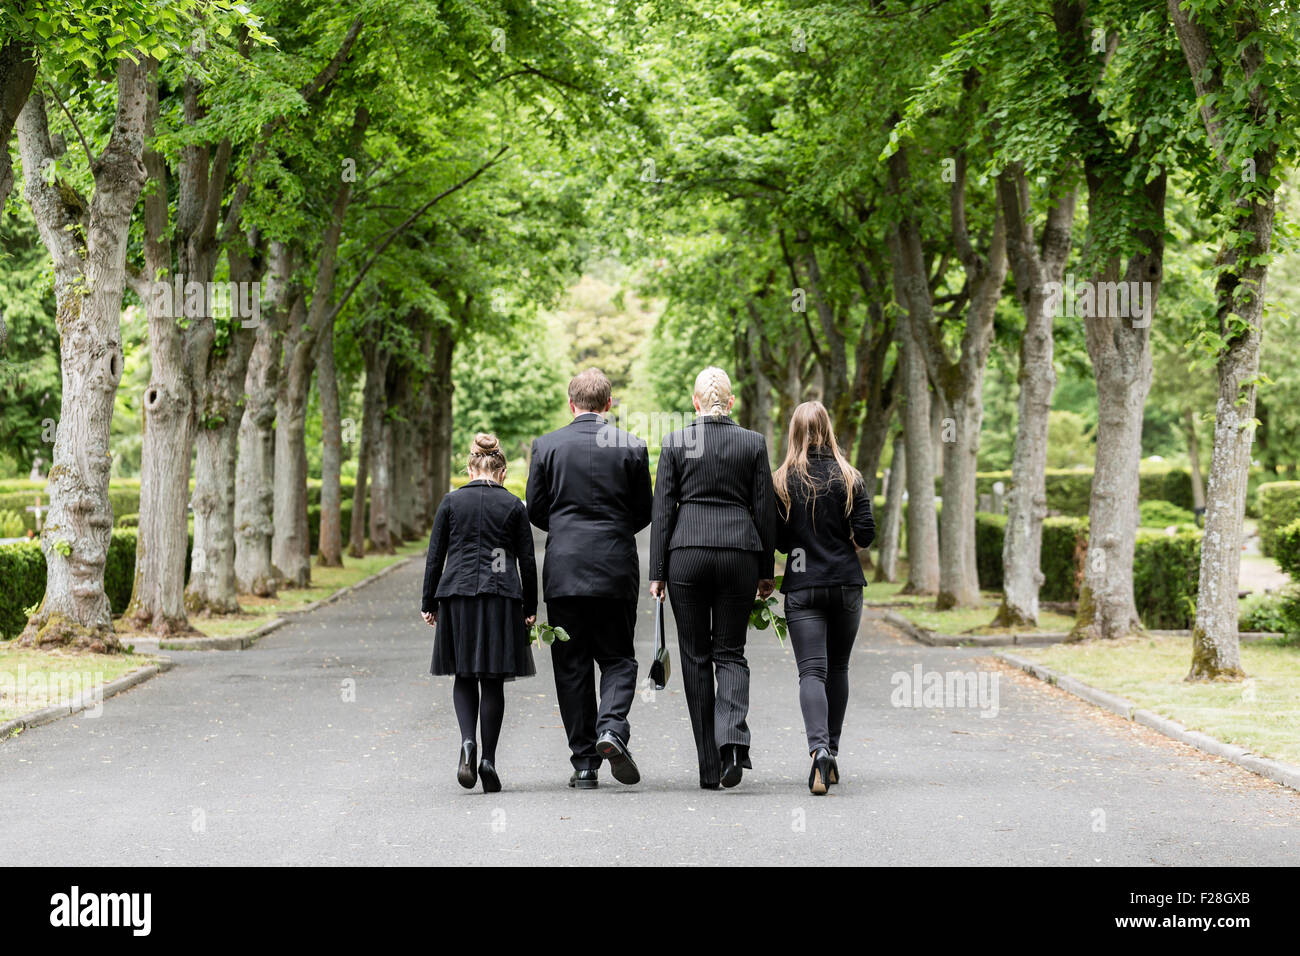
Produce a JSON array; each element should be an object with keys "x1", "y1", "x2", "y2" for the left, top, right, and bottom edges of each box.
[
  {"x1": 1184, "y1": 408, "x2": 1206, "y2": 513},
  {"x1": 272, "y1": 292, "x2": 313, "y2": 586},
  {"x1": 271, "y1": 377, "x2": 310, "y2": 584},
  {"x1": 994, "y1": 167, "x2": 1075, "y2": 627},
  {"x1": 875, "y1": 431, "x2": 905, "y2": 583},
  {"x1": 1071, "y1": 251, "x2": 1164, "y2": 639},
  {"x1": 430, "y1": 324, "x2": 455, "y2": 515},
  {"x1": 937, "y1": 385, "x2": 985, "y2": 608},
  {"x1": 16, "y1": 64, "x2": 148, "y2": 652},
  {"x1": 897, "y1": 328, "x2": 939, "y2": 595},
  {"x1": 187, "y1": 409, "x2": 241, "y2": 614},
  {"x1": 368, "y1": 375, "x2": 395, "y2": 555},
  {"x1": 1168, "y1": 0, "x2": 1277, "y2": 679},
  {"x1": 316, "y1": 318, "x2": 343, "y2": 566},
  {"x1": 235, "y1": 245, "x2": 291, "y2": 595},
  {"x1": 350, "y1": 336, "x2": 386, "y2": 557}
]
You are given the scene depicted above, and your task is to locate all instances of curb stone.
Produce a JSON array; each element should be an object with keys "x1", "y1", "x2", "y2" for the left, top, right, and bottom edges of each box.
[
  {"x1": 880, "y1": 610, "x2": 1071, "y2": 647},
  {"x1": 135, "y1": 554, "x2": 420, "y2": 653},
  {"x1": 0, "y1": 658, "x2": 174, "y2": 744},
  {"x1": 995, "y1": 649, "x2": 1300, "y2": 794}
]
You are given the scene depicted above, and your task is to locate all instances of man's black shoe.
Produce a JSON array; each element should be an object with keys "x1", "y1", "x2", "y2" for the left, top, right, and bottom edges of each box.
[
  {"x1": 569, "y1": 769, "x2": 599, "y2": 789},
  {"x1": 595, "y1": 730, "x2": 641, "y2": 785}
]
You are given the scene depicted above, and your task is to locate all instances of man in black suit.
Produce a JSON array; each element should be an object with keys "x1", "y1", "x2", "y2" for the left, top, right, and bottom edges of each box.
[{"x1": 527, "y1": 368, "x2": 653, "y2": 789}]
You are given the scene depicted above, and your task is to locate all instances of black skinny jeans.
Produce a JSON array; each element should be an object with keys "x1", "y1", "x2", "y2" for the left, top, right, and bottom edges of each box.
[{"x1": 784, "y1": 586, "x2": 862, "y2": 754}]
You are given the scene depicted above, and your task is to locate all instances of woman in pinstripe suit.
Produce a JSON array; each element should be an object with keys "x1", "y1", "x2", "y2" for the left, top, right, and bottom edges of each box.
[{"x1": 649, "y1": 367, "x2": 777, "y2": 789}]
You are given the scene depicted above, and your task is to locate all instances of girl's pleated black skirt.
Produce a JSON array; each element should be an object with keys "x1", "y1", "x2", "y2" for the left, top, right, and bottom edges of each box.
[{"x1": 430, "y1": 595, "x2": 536, "y2": 679}]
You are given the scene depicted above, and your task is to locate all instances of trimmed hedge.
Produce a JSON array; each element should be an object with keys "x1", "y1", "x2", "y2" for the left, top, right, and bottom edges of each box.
[
  {"x1": 1131, "y1": 530, "x2": 1202, "y2": 629},
  {"x1": 1257, "y1": 482, "x2": 1300, "y2": 557},
  {"x1": 0, "y1": 540, "x2": 46, "y2": 639},
  {"x1": 953, "y1": 467, "x2": 1195, "y2": 517},
  {"x1": 0, "y1": 530, "x2": 140, "y2": 639},
  {"x1": 973, "y1": 512, "x2": 1198, "y2": 627},
  {"x1": 307, "y1": 500, "x2": 354, "y2": 552},
  {"x1": 974, "y1": 513, "x2": 1086, "y2": 602}
]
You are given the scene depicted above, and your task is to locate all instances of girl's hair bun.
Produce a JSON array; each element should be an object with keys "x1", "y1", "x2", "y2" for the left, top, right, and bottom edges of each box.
[{"x1": 472, "y1": 433, "x2": 501, "y2": 456}]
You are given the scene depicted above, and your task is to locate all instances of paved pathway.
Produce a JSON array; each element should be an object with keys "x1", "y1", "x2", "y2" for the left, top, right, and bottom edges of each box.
[{"x1": 1, "y1": 530, "x2": 1298, "y2": 865}]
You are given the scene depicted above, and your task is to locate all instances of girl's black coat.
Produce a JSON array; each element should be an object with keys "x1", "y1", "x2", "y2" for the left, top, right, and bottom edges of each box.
[
  {"x1": 775, "y1": 448, "x2": 875, "y2": 592},
  {"x1": 421, "y1": 479, "x2": 539, "y2": 616}
]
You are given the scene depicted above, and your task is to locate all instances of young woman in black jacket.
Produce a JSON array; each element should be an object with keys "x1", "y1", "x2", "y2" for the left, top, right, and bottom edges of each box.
[
  {"x1": 422, "y1": 433, "x2": 538, "y2": 793},
  {"x1": 774, "y1": 402, "x2": 875, "y2": 795}
]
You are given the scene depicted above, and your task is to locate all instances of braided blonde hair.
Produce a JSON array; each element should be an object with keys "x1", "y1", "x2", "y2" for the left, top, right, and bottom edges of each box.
[{"x1": 693, "y1": 366, "x2": 733, "y2": 417}]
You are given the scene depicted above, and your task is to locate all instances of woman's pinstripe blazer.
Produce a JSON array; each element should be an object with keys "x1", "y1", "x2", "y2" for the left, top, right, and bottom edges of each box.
[{"x1": 649, "y1": 415, "x2": 777, "y2": 581}]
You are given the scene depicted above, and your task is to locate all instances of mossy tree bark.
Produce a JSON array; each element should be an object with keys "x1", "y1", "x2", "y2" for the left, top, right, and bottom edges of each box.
[{"x1": 15, "y1": 61, "x2": 149, "y2": 652}]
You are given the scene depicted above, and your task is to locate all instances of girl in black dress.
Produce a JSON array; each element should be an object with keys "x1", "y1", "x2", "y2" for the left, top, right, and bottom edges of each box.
[{"x1": 422, "y1": 433, "x2": 538, "y2": 793}]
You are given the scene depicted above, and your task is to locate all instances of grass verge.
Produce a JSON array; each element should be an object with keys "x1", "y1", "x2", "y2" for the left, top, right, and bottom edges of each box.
[
  {"x1": 1017, "y1": 633, "x2": 1300, "y2": 765},
  {"x1": 0, "y1": 647, "x2": 157, "y2": 723}
]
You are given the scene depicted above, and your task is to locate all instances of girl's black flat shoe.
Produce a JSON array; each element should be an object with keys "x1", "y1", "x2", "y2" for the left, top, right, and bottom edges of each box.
[
  {"x1": 809, "y1": 748, "x2": 833, "y2": 795},
  {"x1": 479, "y1": 758, "x2": 501, "y2": 793},
  {"x1": 457, "y1": 739, "x2": 478, "y2": 790}
]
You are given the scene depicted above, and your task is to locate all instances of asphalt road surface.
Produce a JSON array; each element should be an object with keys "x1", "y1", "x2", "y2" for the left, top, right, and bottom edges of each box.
[{"x1": 2, "y1": 529, "x2": 1298, "y2": 866}]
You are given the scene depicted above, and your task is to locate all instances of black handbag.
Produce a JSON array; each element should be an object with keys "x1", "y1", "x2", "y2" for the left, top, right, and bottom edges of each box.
[{"x1": 648, "y1": 595, "x2": 671, "y2": 690}]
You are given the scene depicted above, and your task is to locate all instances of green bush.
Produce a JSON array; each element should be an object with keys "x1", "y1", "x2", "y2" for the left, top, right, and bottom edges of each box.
[
  {"x1": 1257, "y1": 482, "x2": 1300, "y2": 556},
  {"x1": 0, "y1": 540, "x2": 47, "y2": 639},
  {"x1": 975, "y1": 512, "x2": 1007, "y2": 590},
  {"x1": 1041, "y1": 517, "x2": 1088, "y2": 602},
  {"x1": 973, "y1": 513, "x2": 1085, "y2": 601},
  {"x1": 115, "y1": 513, "x2": 140, "y2": 528},
  {"x1": 1131, "y1": 530, "x2": 1201, "y2": 629},
  {"x1": 1272, "y1": 518, "x2": 1300, "y2": 580},
  {"x1": 1238, "y1": 588, "x2": 1300, "y2": 635},
  {"x1": 0, "y1": 509, "x2": 26, "y2": 537},
  {"x1": 1139, "y1": 499, "x2": 1196, "y2": 528}
]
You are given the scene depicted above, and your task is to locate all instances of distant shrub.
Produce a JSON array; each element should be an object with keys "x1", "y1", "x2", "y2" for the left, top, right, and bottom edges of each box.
[
  {"x1": 1139, "y1": 499, "x2": 1196, "y2": 528},
  {"x1": 0, "y1": 509, "x2": 25, "y2": 538},
  {"x1": 1257, "y1": 482, "x2": 1300, "y2": 556},
  {"x1": 1238, "y1": 588, "x2": 1300, "y2": 635}
]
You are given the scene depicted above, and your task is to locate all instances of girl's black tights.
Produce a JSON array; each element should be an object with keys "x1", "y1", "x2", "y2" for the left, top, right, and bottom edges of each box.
[{"x1": 452, "y1": 676, "x2": 505, "y2": 762}]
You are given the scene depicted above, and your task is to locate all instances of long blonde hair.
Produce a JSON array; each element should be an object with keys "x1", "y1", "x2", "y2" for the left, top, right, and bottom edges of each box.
[{"x1": 773, "y1": 401, "x2": 862, "y2": 518}]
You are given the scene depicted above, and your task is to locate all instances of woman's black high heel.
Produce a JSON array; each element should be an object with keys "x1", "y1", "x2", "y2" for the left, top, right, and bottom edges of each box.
[
  {"x1": 809, "y1": 748, "x2": 833, "y2": 795},
  {"x1": 479, "y1": 758, "x2": 501, "y2": 793},
  {"x1": 829, "y1": 756, "x2": 839, "y2": 786},
  {"x1": 457, "y1": 740, "x2": 478, "y2": 790}
]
